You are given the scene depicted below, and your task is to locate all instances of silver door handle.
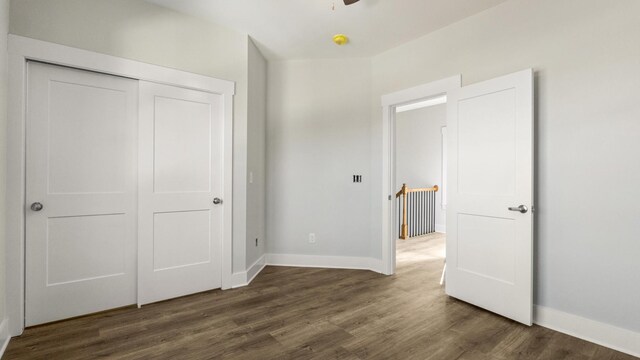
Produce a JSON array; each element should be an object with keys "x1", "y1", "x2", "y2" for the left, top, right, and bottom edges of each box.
[
  {"x1": 31, "y1": 202, "x2": 44, "y2": 211},
  {"x1": 213, "y1": 198, "x2": 223, "y2": 205},
  {"x1": 508, "y1": 205, "x2": 528, "y2": 214}
]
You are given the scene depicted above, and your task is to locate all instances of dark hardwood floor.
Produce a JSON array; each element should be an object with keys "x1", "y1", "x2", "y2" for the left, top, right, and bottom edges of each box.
[{"x1": 5, "y1": 233, "x2": 637, "y2": 359}]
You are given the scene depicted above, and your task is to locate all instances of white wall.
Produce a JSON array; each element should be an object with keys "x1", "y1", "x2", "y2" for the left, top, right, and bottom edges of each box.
[
  {"x1": 9, "y1": 0, "x2": 253, "y2": 274},
  {"x1": 371, "y1": 0, "x2": 640, "y2": 333},
  {"x1": 395, "y1": 104, "x2": 446, "y2": 231},
  {"x1": 246, "y1": 38, "x2": 267, "y2": 267},
  {"x1": 0, "y1": 0, "x2": 9, "y2": 329},
  {"x1": 267, "y1": 58, "x2": 372, "y2": 258}
]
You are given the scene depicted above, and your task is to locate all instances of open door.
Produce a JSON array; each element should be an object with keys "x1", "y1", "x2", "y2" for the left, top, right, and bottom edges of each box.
[{"x1": 446, "y1": 69, "x2": 534, "y2": 325}]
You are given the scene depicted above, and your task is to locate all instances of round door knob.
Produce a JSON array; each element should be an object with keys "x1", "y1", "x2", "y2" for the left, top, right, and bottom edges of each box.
[
  {"x1": 31, "y1": 202, "x2": 44, "y2": 211},
  {"x1": 213, "y1": 198, "x2": 223, "y2": 205}
]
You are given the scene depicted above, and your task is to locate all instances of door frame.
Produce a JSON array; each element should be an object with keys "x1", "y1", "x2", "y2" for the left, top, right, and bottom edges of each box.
[
  {"x1": 380, "y1": 75, "x2": 460, "y2": 275},
  {"x1": 6, "y1": 35, "x2": 235, "y2": 336}
]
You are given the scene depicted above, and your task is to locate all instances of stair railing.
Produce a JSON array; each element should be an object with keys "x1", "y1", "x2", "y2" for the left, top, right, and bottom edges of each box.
[{"x1": 395, "y1": 183, "x2": 439, "y2": 239}]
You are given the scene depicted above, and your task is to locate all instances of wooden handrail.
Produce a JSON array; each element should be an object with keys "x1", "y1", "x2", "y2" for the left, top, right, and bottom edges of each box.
[
  {"x1": 407, "y1": 185, "x2": 439, "y2": 193},
  {"x1": 395, "y1": 184, "x2": 438, "y2": 197},
  {"x1": 395, "y1": 183, "x2": 438, "y2": 240},
  {"x1": 395, "y1": 189, "x2": 404, "y2": 198}
]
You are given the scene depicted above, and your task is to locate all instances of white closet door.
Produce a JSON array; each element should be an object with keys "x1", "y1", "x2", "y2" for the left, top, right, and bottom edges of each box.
[
  {"x1": 138, "y1": 81, "x2": 223, "y2": 305},
  {"x1": 446, "y1": 69, "x2": 534, "y2": 325},
  {"x1": 25, "y1": 62, "x2": 138, "y2": 326}
]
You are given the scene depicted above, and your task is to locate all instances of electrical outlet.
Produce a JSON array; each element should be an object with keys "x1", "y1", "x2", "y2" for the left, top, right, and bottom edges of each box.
[
  {"x1": 255, "y1": 238, "x2": 259, "y2": 247},
  {"x1": 308, "y1": 233, "x2": 316, "y2": 244}
]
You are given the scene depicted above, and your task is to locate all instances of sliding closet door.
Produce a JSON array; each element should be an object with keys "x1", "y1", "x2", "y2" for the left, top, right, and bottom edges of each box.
[
  {"x1": 138, "y1": 81, "x2": 224, "y2": 305},
  {"x1": 25, "y1": 62, "x2": 138, "y2": 326}
]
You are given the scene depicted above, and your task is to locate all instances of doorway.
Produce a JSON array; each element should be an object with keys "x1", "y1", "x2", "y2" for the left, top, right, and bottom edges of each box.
[
  {"x1": 393, "y1": 96, "x2": 448, "y2": 281},
  {"x1": 380, "y1": 70, "x2": 535, "y2": 326},
  {"x1": 379, "y1": 76, "x2": 460, "y2": 276}
]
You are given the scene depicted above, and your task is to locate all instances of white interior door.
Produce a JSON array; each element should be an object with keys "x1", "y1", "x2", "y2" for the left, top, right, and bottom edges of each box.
[
  {"x1": 446, "y1": 69, "x2": 534, "y2": 325},
  {"x1": 138, "y1": 81, "x2": 223, "y2": 305},
  {"x1": 25, "y1": 62, "x2": 138, "y2": 326}
]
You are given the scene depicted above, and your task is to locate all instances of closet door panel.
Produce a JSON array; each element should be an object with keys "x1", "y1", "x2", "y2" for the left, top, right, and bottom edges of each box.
[
  {"x1": 138, "y1": 81, "x2": 223, "y2": 305},
  {"x1": 25, "y1": 62, "x2": 138, "y2": 326}
]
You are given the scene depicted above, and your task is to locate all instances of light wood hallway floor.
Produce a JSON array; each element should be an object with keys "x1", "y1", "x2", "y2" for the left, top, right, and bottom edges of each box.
[{"x1": 5, "y1": 233, "x2": 637, "y2": 359}]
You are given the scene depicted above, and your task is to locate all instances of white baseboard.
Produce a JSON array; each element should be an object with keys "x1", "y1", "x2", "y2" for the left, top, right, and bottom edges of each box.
[
  {"x1": 435, "y1": 224, "x2": 446, "y2": 233},
  {"x1": 230, "y1": 254, "x2": 267, "y2": 289},
  {"x1": 266, "y1": 253, "x2": 384, "y2": 274},
  {"x1": 230, "y1": 271, "x2": 247, "y2": 289},
  {"x1": 246, "y1": 254, "x2": 266, "y2": 284},
  {"x1": 534, "y1": 305, "x2": 640, "y2": 358},
  {"x1": 368, "y1": 258, "x2": 385, "y2": 274},
  {"x1": 0, "y1": 319, "x2": 10, "y2": 358},
  {"x1": 233, "y1": 254, "x2": 384, "y2": 289}
]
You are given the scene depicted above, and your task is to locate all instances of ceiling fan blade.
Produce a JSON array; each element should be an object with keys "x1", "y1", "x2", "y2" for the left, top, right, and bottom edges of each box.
[{"x1": 343, "y1": 0, "x2": 360, "y2": 5}]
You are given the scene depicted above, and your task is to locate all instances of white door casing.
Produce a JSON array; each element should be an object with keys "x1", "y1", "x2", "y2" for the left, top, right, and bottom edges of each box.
[
  {"x1": 25, "y1": 62, "x2": 138, "y2": 326},
  {"x1": 138, "y1": 81, "x2": 224, "y2": 305},
  {"x1": 380, "y1": 76, "x2": 462, "y2": 276},
  {"x1": 446, "y1": 69, "x2": 534, "y2": 325}
]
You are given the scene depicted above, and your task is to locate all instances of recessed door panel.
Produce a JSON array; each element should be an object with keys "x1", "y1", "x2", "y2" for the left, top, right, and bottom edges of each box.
[
  {"x1": 153, "y1": 210, "x2": 212, "y2": 271},
  {"x1": 47, "y1": 214, "x2": 127, "y2": 285},
  {"x1": 458, "y1": 89, "x2": 516, "y2": 197},
  {"x1": 48, "y1": 81, "x2": 129, "y2": 194},
  {"x1": 457, "y1": 214, "x2": 516, "y2": 284},
  {"x1": 26, "y1": 62, "x2": 137, "y2": 326},
  {"x1": 153, "y1": 97, "x2": 212, "y2": 193}
]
